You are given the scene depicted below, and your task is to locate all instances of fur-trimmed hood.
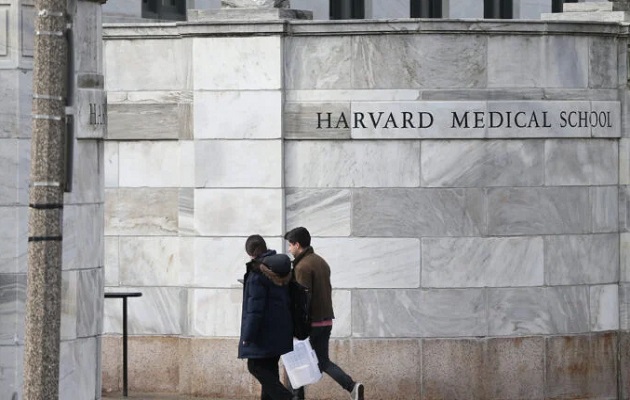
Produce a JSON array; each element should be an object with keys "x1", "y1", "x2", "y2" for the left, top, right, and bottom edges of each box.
[{"x1": 246, "y1": 251, "x2": 292, "y2": 287}]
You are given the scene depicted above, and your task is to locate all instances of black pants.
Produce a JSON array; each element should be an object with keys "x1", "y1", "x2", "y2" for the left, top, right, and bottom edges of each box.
[
  {"x1": 291, "y1": 325, "x2": 355, "y2": 399},
  {"x1": 248, "y1": 356, "x2": 293, "y2": 400}
]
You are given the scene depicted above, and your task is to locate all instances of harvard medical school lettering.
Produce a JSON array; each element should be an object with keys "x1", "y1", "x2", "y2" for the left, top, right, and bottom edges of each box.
[
  {"x1": 307, "y1": 101, "x2": 621, "y2": 138},
  {"x1": 318, "y1": 110, "x2": 614, "y2": 130}
]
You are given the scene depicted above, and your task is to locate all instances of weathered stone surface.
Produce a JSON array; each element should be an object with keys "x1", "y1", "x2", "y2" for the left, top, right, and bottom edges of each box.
[
  {"x1": 353, "y1": 289, "x2": 486, "y2": 337},
  {"x1": 126, "y1": 336, "x2": 180, "y2": 393},
  {"x1": 0, "y1": 207, "x2": 18, "y2": 274},
  {"x1": 195, "y1": 140, "x2": 282, "y2": 188},
  {"x1": 353, "y1": 188, "x2": 485, "y2": 237},
  {"x1": 59, "y1": 338, "x2": 98, "y2": 400},
  {"x1": 64, "y1": 140, "x2": 104, "y2": 205},
  {"x1": 194, "y1": 189, "x2": 283, "y2": 236},
  {"x1": 118, "y1": 141, "x2": 187, "y2": 188},
  {"x1": 590, "y1": 284, "x2": 619, "y2": 332},
  {"x1": 60, "y1": 271, "x2": 78, "y2": 341},
  {"x1": 352, "y1": 34, "x2": 487, "y2": 89},
  {"x1": 422, "y1": 236, "x2": 543, "y2": 288},
  {"x1": 487, "y1": 187, "x2": 590, "y2": 235},
  {"x1": 591, "y1": 186, "x2": 618, "y2": 233},
  {"x1": 545, "y1": 139, "x2": 618, "y2": 185},
  {"x1": 107, "y1": 103, "x2": 187, "y2": 140},
  {"x1": 104, "y1": 237, "x2": 119, "y2": 287},
  {"x1": 77, "y1": 269, "x2": 103, "y2": 338},
  {"x1": 119, "y1": 237, "x2": 191, "y2": 287},
  {"x1": 189, "y1": 289, "x2": 242, "y2": 337},
  {"x1": 101, "y1": 335, "x2": 122, "y2": 393},
  {"x1": 545, "y1": 36, "x2": 589, "y2": 88},
  {"x1": 286, "y1": 189, "x2": 351, "y2": 236},
  {"x1": 104, "y1": 287, "x2": 186, "y2": 335},
  {"x1": 284, "y1": 102, "x2": 351, "y2": 139},
  {"x1": 545, "y1": 234, "x2": 618, "y2": 285},
  {"x1": 63, "y1": 204, "x2": 104, "y2": 270},
  {"x1": 620, "y1": 331, "x2": 630, "y2": 400},
  {"x1": 195, "y1": 91, "x2": 281, "y2": 139},
  {"x1": 488, "y1": 286, "x2": 589, "y2": 335},
  {"x1": 421, "y1": 140, "x2": 544, "y2": 187},
  {"x1": 488, "y1": 35, "x2": 544, "y2": 88},
  {"x1": 314, "y1": 237, "x2": 421, "y2": 288},
  {"x1": 105, "y1": 188, "x2": 179, "y2": 236},
  {"x1": 286, "y1": 141, "x2": 420, "y2": 188},
  {"x1": 193, "y1": 37, "x2": 281, "y2": 90},
  {"x1": 104, "y1": 141, "x2": 118, "y2": 188},
  {"x1": 590, "y1": 36, "x2": 619, "y2": 89},
  {"x1": 545, "y1": 333, "x2": 618, "y2": 399},
  {"x1": 0, "y1": 274, "x2": 25, "y2": 346}
]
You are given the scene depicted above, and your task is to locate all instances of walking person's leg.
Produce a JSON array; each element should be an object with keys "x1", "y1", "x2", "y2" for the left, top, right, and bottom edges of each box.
[
  {"x1": 248, "y1": 356, "x2": 294, "y2": 400},
  {"x1": 309, "y1": 326, "x2": 358, "y2": 393}
]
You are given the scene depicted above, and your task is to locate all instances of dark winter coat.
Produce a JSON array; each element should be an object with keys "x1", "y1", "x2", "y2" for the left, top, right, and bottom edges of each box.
[{"x1": 238, "y1": 250, "x2": 294, "y2": 359}]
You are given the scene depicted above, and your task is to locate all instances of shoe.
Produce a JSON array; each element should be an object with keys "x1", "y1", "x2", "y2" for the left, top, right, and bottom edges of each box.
[{"x1": 350, "y1": 382, "x2": 364, "y2": 400}]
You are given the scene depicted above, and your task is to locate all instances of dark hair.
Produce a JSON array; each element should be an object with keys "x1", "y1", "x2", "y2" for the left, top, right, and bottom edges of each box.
[
  {"x1": 245, "y1": 234, "x2": 267, "y2": 258},
  {"x1": 284, "y1": 227, "x2": 311, "y2": 248}
]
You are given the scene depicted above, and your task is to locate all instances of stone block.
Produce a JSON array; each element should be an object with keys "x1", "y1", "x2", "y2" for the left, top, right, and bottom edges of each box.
[
  {"x1": 61, "y1": 270, "x2": 78, "y2": 341},
  {"x1": 17, "y1": 139, "x2": 29, "y2": 206},
  {"x1": 118, "y1": 141, "x2": 183, "y2": 188},
  {"x1": 545, "y1": 234, "x2": 618, "y2": 285},
  {"x1": 545, "y1": 139, "x2": 618, "y2": 185},
  {"x1": 119, "y1": 237, "x2": 191, "y2": 287},
  {"x1": 309, "y1": 339, "x2": 421, "y2": 400},
  {"x1": 101, "y1": 335, "x2": 121, "y2": 393},
  {"x1": 193, "y1": 36, "x2": 281, "y2": 90},
  {"x1": 590, "y1": 284, "x2": 619, "y2": 331},
  {"x1": 179, "y1": 188, "x2": 194, "y2": 236},
  {"x1": 622, "y1": 139, "x2": 630, "y2": 184},
  {"x1": 0, "y1": 345, "x2": 21, "y2": 400},
  {"x1": 64, "y1": 140, "x2": 104, "y2": 205},
  {"x1": 286, "y1": 189, "x2": 351, "y2": 236},
  {"x1": 104, "y1": 287, "x2": 186, "y2": 335},
  {"x1": 421, "y1": 140, "x2": 544, "y2": 187},
  {"x1": 422, "y1": 236, "x2": 543, "y2": 288},
  {"x1": 195, "y1": 140, "x2": 282, "y2": 188},
  {"x1": 487, "y1": 187, "x2": 590, "y2": 235},
  {"x1": 75, "y1": 89, "x2": 106, "y2": 140},
  {"x1": 592, "y1": 100, "x2": 621, "y2": 137},
  {"x1": 125, "y1": 336, "x2": 179, "y2": 393},
  {"x1": 621, "y1": 186, "x2": 630, "y2": 233},
  {"x1": 77, "y1": 269, "x2": 103, "y2": 338},
  {"x1": 194, "y1": 189, "x2": 282, "y2": 236},
  {"x1": 0, "y1": 71, "x2": 18, "y2": 138},
  {"x1": 103, "y1": 236, "x2": 120, "y2": 286},
  {"x1": 107, "y1": 103, "x2": 189, "y2": 140},
  {"x1": 284, "y1": 102, "x2": 351, "y2": 139},
  {"x1": 63, "y1": 204, "x2": 104, "y2": 271},
  {"x1": 59, "y1": 338, "x2": 98, "y2": 399},
  {"x1": 285, "y1": 140, "x2": 420, "y2": 188},
  {"x1": 0, "y1": 274, "x2": 21, "y2": 345},
  {"x1": 488, "y1": 286, "x2": 590, "y2": 335},
  {"x1": 591, "y1": 186, "x2": 618, "y2": 233},
  {"x1": 104, "y1": 141, "x2": 118, "y2": 188},
  {"x1": 352, "y1": 289, "x2": 487, "y2": 337},
  {"x1": 0, "y1": 138, "x2": 18, "y2": 205},
  {"x1": 544, "y1": 36, "x2": 589, "y2": 88},
  {"x1": 352, "y1": 188, "x2": 486, "y2": 237},
  {"x1": 313, "y1": 237, "x2": 421, "y2": 288},
  {"x1": 331, "y1": 290, "x2": 351, "y2": 337},
  {"x1": 483, "y1": 337, "x2": 545, "y2": 399},
  {"x1": 488, "y1": 35, "x2": 544, "y2": 88},
  {"x1": 284, "y1": 36, "x2": 353, "y2": 90},
  {"x1": 590, "y1": 36, "x2": 619, "y2": 89},
  {"x1": 0, "y1": 207, "x2": 17, "y2": 274},
  {"x1": 621, "y1": 284, "x2": 630, "y2": 330},
  {"x1": 545, "y1": 333, "x2": 618, "y2": 399},
  {"x1": 105, "y1": 188, "x2": 179, "y2": 236},
  {"x1": 178, "y1": 337, "x2": 259, "y2": 398},
  {"x1": 74, "y1": 1, "x2": 102, "y2": 74},
  {"x1": 622, "y1": 234, "x2": 630, "y2": 283},
  {"x1": 195, "y1": 91, "x2": 281, "y2": 139},
  {"x1": 105, "y1": 38, "x2": 192, "y2": 91},
  {"x1": 422, "y1": 339, "x2": 484, "y2": 399},
  {"x1": 565, "y1": 2, "x2": 613, "y2": 12},
  {"x1": 189, "y1": 289, "x2": 242, "y2": 337},
  {"x1": 188, "y1": 236, "x2": 282, "y2": 288},
  {"x1": 352, "y1": 34, "x2": 486, "y2": 89},
  {"x1": 621, "y1": 332, "x2": 630, "y2": 399}
]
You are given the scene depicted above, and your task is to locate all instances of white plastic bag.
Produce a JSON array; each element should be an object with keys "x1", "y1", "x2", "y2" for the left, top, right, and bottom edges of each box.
[{"x1": 281, "y1": 339, "x2": 322, "y2": 388}]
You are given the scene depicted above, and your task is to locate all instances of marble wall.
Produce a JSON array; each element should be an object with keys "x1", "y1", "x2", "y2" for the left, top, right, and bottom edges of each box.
[
  {"x1": 0, "y1": 0, "x2": 106, "y2": 399},
  {"x1": 102, "y1": 15, "x2": 627, "y2": 400}
]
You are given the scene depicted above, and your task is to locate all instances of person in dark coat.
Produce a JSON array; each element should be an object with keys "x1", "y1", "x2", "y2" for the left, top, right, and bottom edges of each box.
[{"x1": 239, "y1": 234, "x2": 294, "y2": 400}]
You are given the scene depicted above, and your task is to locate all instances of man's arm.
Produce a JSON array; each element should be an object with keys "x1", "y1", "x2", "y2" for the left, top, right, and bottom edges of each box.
[{"x1": 294, "y1": 264, "x2": 313, "y2": 292}]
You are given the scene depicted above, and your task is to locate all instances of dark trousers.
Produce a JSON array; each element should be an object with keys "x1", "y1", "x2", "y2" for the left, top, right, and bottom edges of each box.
[
  {"x1": 248, "y1": 356, "x2": 293, "y2": 400},
  {"x1": 291, "y1": 325, "x2": 355, "y2": 399}
]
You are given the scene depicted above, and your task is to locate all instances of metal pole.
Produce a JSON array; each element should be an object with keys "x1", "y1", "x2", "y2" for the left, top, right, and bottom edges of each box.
[
  {"x1": 123, "y1": 296, "x2": 128, "y2": 397},
  {"x1": 23, "y1": 0, "x2": 68, "y2": 398}
]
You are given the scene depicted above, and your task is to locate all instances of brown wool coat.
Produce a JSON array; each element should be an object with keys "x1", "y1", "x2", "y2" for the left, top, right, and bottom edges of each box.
[{"x1": 292, "y1": 246, "x2": 335, "y2": 322}]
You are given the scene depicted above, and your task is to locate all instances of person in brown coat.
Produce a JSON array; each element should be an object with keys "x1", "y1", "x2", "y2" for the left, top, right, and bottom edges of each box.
[{"x1": 284, "y1": 227, "x2": 364, "y2": 400}]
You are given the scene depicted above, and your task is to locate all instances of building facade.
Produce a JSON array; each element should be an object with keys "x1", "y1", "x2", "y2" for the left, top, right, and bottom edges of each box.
[
  {"x1": 0, "y1": 0, "x2": 106, "y2": 399},
  {"x1": 101, "y1": 3, "x2": 630, "y2": 399}
]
